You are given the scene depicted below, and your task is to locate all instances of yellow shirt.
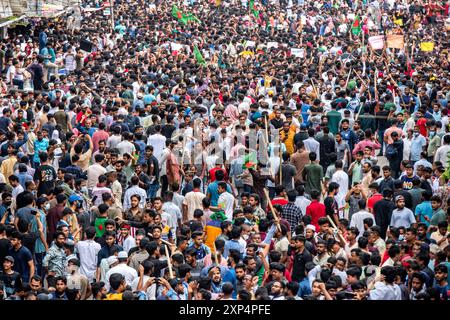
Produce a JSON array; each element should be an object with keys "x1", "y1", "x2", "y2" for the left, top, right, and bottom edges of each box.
[
  {"x1": 104, "y1": 293, "x2": 123, "y2": 300},
  {"x1": 279, "y1": 128, "x2": 296, "y2": 155},
  {"x1": 0, "y1": 156, "x2": 17, "y2": 185}
]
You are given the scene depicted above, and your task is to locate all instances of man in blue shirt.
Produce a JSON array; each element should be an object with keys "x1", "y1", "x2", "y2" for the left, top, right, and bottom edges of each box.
[
  {"x1": 33, "y1": 131, "x2": 49, "y2": 167},
  {"x1": 223, "y1": 226, "x2": 244, "y2": 259},
  {"x1": 410, "y1": 126, "x2": 427, "y2": 164},
  {"x1": 415, "y1": 193, "x2": 432, "y2": 227},
  {"x1": 206, "y1": 170, "x2": 231, "y2": 207},
  {"x1": 188, "y1": 231, "x2": 211, "y2": 262}
]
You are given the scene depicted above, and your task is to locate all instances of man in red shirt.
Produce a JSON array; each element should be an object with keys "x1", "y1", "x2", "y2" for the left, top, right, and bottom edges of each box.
[
  {"x1": 209, "y1": 161, "x2": 228, "y2": 182},
  {"x1": 416, "y1": 109, "x2": 428, "y2": 137},
  {"x1": 75, "y1": 104, "x2": 91, "y2": 127},
  {"x1": 305, "y1": 190, "x2": 326, "y2": 230},
  {"x1": 367, "y1": 182, "x2": 383, "y2": 214},
  {"x1": 270, "y1": 185, "x2": 289, "y2": 209}
]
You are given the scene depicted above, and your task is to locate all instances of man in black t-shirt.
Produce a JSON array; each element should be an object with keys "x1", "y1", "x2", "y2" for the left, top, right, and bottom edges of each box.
[
  {"x1": 324, "y1": 182, "x2": 340, "y2": 226},
  {"x1": 145, "y1": 145, "x2": 160, "y2": 199},
  {"x1": 375, "y1": 104, "x2": 390, "y2": 156},
  {"x1": 0, "y1": 224, "x2": 9, "y2": 265},
  {"x1": 33, "y1": 152, "x2": 57, "y2": 197},
  {"x1": 8, "y1": 231, "x2": 34, "y2": 283},
  {"x1": 0, "y1": 256, "x2": 23, "y2": 297},
  {"x1": 290, "y1": 235, "x2": 313, "y2": 282}
]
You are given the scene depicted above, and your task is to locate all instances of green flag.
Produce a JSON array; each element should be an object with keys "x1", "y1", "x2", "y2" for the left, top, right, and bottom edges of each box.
[
  {"x1": 249, "y1": 0, "x2": 259, "y2": 18},
  {"x1": 184, "y1": 13, "x2": 201, "y2": 24},
  {"x1": 351, "y1": 15, "x2": 361, "y2": 35},
  {"x1": 194, "y1": 45, "x2": 206, "y2": 66},
  {"x1": 172, "y1": 5, "x2": 182, "y2": 19},
  {"x1": 242, "y1": 152, "x2": 257, "y2": 170},
  {"x1": 172, "y1": 5, "x2": 201, "y2": 25}
]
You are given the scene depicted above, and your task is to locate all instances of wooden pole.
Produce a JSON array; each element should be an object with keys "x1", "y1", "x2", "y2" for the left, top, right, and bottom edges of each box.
[
  {"x1": 264, "y1": 115, "x2": 269, "y2": 145},
  {"x1": 164, "y1": 244, "x2": 174, "y2": 279},
  {"x1": 263, "y1": 188, "x2": 282, "y2": 232},
  {"x1": 279, "y1": 134, "x2": 282, "y2": 184},
  {"x1": 326, "y1": 216, "x2": 347, "y2": 244},
  {"x1": 344, "y1": 68, "x2": 353, "y2": 88},
  {"x1": 310, "y1": 79, "x2": 319, "y2": 97},
  {"x1": 213, "y1": 241, "x2": 219, "y2": 266},
  {"x1": 410, "y1": 41, "x2": 415, "y2": 64}
]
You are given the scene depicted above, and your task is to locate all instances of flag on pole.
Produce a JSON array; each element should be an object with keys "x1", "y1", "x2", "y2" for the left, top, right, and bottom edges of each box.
[
  {"x1": 249, "y1": 0, "x2": 259, "y2": 18},
  {"x1": 242, "y1": 152, "x2": 257, "y2": 170},
  {"x1": 172, "y1": 5, "x2": 201, "y2": 25},
  {"x1": 420, "y1": 42, "x2": 434, "y2": 52},
  {"x1": 351, "y1": 15, "x2": 361, "y2": 35},
  {"x1": 194, "y1": 45, "x2": 206, "y2": 65},
  {"x1": 172, "y1": 5, "x2": 182, "y2": 20}
]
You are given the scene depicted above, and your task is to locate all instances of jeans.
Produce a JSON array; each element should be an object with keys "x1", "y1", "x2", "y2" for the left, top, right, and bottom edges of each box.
[
  {"x1": 13, "y1": 79, "x2": 24, "y2": 90},
  {"x1": 378, "y1": 130, "x2": 385, "y2": 155},
  {"x1": 268, "y1": 187, "x2": 276, "y2": 199},
  {"x1": 148, "y1": 182, "x2": 160, "y2": 200},
  {"x1": 35, "y1": 252, "x2": 45, "y2": 278},
  {"x1": 160, "y1": 175, "x2": 168, "y2": 197},
  {"x1": 243, "y1": 184, "x2": 254, "y2": 193}
]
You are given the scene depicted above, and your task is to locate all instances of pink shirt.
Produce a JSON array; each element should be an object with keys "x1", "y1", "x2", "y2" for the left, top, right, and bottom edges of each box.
[
  {"x1": 92, "y1": 130, "x2": 110, "y2": 152},
  {"x1": 384, "y1": 127, "x2": 404, "y2": 145},
  {"x1": 352, "y1": 139, "x2": 381, "y2": 156}
]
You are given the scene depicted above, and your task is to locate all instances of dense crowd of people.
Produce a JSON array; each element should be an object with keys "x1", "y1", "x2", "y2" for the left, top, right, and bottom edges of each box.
[{"x1": 0, "y1": 0, "x2": 449, "y2": 300}]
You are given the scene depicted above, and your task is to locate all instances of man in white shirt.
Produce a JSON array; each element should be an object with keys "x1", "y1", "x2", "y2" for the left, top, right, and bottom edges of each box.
[
  {"x1": 162, "y1": 191, "x2": 182, "y2": 237},
  {"x1": 304, "y1": 128, "x2": 320, "y2": 161},
  {"x1": 123, "y1": 176, "x2": 147, "y2": 210},
  {"x1": 87, "y1": 154, "x2": 107, "y2": 190},
  {"x1": 107, "y1": 126, "x2": 123, "y2": 149},
  {"x1": 295, "y1": 185, "x2": 311, "y2": 217},
  {"x1": 75, "y1": 227, "x2": 101, "y2": 283},
  {"x1": 369, "y1": 266, "x2": 402, "y2": 300},
  {"x1": 214, "y1": 181, "x2": 235, "y2": 221},
  {"x1": 434, "y1": 135, "x2": 450, "y2": 167},
  {"x1": 147, "y1": 125, "x2": 166, "y2": 161},
  {"x1": 105, "y1": 251, "x2": 138, "y2": 291},
  {"x1": 117, "y1": 132, "x2": 136, "y2": 156},
  {"x1": 183, "y1": 178, "x2": 206, "y2": 221},
  {"x1": 350, "y1": 200, "x2": 376, "y2": 236},
  {"x1": 10, "y1": 175, "x2": 24, "y2": 197},
  {"x1": 331, "y1": 160, "x2": 349, "y2": 215},
  {"x1": 119, "y1": 224, "x2": 136, "y2": 253}
]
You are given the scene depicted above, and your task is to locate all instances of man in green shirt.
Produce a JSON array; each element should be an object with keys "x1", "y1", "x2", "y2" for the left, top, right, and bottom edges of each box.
[
  {"x1": 430, "y1": 195, "x2": 447, "y2": 226},
  {"x1": 427, "y1": 122, "x2": 441, "y2": 161},
  {"x1": 326, "y1": 103, "x2": 342, "y2": 135},
  {"x1": 348, "y1": 151, "x2": 364, "y2": 185},
  {"x1": 302, "y1": 152, "x2": 323, "y2": 195}
]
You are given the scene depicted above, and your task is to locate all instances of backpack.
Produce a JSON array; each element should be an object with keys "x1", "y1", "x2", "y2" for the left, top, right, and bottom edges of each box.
[{"x1": 385, "y1": 144, "x2": 398, "y2": 160}]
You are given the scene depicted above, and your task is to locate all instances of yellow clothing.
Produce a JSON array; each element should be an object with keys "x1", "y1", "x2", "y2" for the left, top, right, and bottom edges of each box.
[
  {"x1": 26, "y1": 132, "x2": 37, "y2": 156},
  {"x1": 104, "y1": 293, "x2": 123, "y2": 300},
  {"x1": 279, "y1": 128, "x2": 296, "y2": 155},
  {"x1": 204, "y1": 221, "x2": 222, "y2": 252},
  {"x1": 70, "y1": 148, "x2": 92, "y2": 172},
  {"x1": 0, "y1": 156, "x2": 17, "y2": 185}
]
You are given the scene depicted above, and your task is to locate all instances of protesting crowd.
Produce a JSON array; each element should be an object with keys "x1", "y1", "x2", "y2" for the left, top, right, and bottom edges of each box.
[{"x1": 0, "y1": 0, "x2": 449, "y2": 301}]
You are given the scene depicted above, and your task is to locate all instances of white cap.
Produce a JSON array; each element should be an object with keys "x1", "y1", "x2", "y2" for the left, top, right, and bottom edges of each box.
[
  {"x1": 107, "y1": 256, "x2": 118, "y2": 266},
  {"x1": 117, "y1": 251, "x2": 128, "y2": 260},
  {"x1": 305, "y1": 224, "x2": 316, "y2": 232}
]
